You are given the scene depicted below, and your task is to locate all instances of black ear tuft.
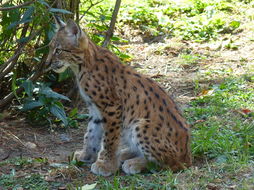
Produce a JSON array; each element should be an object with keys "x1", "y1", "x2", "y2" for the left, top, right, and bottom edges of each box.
[{"x1": 54, "y1": 15, "x2": 66, "y2": 29}]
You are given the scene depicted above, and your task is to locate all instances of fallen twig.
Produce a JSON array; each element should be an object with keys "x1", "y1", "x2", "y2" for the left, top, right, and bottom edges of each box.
[{"x1": 0, "y1": 128, "x2": 27, "y2": 148}]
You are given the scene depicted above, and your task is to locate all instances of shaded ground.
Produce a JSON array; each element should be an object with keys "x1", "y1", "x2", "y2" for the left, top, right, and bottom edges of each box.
[
  {"x1": 0, "y1": 118, "x2": 84, "y2": 161},
  {"x1": 1, "y1": 21, "x2": 254, "y2": 189}
]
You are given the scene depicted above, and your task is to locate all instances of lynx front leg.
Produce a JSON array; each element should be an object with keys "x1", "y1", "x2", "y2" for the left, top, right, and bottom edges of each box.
[
  {"x1": 74, "y1": 104, "x2": 103, "y2": 163},
  {"x1": 91, "y1": 104, "x2": 122, "y2": 176}
]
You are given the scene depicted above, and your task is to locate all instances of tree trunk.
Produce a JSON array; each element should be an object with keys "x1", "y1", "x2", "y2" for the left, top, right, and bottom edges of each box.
[{"x1": 102, "y1": 0, "x2": 121, "y2": 48}]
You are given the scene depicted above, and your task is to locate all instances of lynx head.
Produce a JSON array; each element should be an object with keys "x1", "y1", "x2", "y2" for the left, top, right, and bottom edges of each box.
[{"x1": 46, "y1": 17, "x2": 88, "y2": 73}]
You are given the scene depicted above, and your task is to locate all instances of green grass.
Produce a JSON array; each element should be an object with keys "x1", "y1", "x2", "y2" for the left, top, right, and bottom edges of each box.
[
  {"x1": 186, "y1": 77, "x2": 254, "y2": 159},
  {"x1": 0, "y1": 172, "x2": 49, "y2": 190}
]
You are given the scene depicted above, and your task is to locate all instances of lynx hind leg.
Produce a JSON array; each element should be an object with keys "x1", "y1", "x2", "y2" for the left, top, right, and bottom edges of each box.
[
  {"x1": 118, "y1": 147, "x2": 138, "y2": 164},
  {"x1": 125, "y1": 119, "x2": 185, "y2": 173},
  {"x1": 121, "y1": 119, "x2": 153, "y2": 174},
  {"x1": 74, "y1": 105, "x2": 103, "y2": 163}
]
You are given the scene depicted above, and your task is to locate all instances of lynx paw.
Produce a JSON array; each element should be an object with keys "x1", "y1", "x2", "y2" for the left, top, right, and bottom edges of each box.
[
  {"x1": 73, "y1": 149, "x2": 96, "y2": 163},
  {"x1": 119, "y1": 148, "x2": 137, "y2": 163},
  {"x1": 122, "y1": 157, "x2": 147, "y2": 175},
  {"x1": 91, "y1": 160, "x2": 118, "y2": 176}
]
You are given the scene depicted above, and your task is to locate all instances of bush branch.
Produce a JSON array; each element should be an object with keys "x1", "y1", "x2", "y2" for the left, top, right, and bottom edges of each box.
[
  {"x1": 102, "y1": 0, "x2": 121, "y2": 48},
  {"x1": 79, "y1": 0, "x2": 103, "y2": 21},
  {"x1": 0, "y1": 54, "x2": 48, "y2": 109},
  {"x1": 0, "y1": 0, "x2": 36, "y2": 11}
]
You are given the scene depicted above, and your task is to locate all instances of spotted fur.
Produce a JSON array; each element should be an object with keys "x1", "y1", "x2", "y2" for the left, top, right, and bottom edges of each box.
[{"x1": 46, "y1": 18, "x2": 192, "y2": 176}]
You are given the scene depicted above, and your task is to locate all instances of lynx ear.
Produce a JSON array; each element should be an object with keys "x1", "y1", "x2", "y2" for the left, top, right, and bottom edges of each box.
[
  {"x1": 65, "y1": 19, "x2": 88, "y2": 48},
  {"x1": 65, "y1": 19, "x2": 83, "y2": 38},
  {"x1": 54, "y1": 15, "x2": 66, "y2": 29}
]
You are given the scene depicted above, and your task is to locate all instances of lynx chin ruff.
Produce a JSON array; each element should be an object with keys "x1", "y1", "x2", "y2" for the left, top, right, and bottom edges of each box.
[{"x1": 46, "y1": 17, "x2": 192, "y2": 176}]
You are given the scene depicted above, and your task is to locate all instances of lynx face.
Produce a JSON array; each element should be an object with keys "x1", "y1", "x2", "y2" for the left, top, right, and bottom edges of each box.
[{"x1": 46, "y1": 18, "x2": 88, "y2": 73}]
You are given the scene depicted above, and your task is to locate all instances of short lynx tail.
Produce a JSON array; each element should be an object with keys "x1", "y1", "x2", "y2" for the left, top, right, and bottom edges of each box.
[
  {"x1": 160, "y1": 146, "x2": 192, "y2": 172},
  {"x1": 163, "y1": 156, "x2": 192, "y2": 172}
]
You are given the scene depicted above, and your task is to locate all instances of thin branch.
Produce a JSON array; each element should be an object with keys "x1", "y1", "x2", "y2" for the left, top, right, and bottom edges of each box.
[
  {"x1": 0, "y1": 49, "x2": 16, "y2": 52},
  {"x1": 0, "y1": 24, "x2": 30, "y2": 79},
  {"x1": 0, "y1": 54, "x2": 48, "y2": 109},
  {"x1": 0, "y1": 47, "x2": 23, "y2": 73},
  {"x1": 0, "y1": 0, "x2": 36, "y2": 11},
  {"x1": 79, "y1": 0, "x2": 103, "y2": 21},
  {"x1": 102, "y1": 0, "x2": 121, "y2": 48},
  {"x1": 75, "y1": 0, "x2": 80, "y2": 22}
]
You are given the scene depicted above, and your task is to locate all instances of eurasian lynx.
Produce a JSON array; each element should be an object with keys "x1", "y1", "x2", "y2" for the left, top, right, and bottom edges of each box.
[{"x1": 46, "y1": 17, "x2": 192, "y2": 176}]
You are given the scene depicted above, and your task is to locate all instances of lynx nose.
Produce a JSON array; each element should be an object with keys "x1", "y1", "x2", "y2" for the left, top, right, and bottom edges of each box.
[{"x1": 44, "y1": 59, "x2": 52, "y2": 72}]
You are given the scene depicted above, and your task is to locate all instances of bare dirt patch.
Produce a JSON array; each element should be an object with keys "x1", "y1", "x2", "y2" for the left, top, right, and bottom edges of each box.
[{"x1": 0, "y1": 117, "x2": 84, "y2": 162}]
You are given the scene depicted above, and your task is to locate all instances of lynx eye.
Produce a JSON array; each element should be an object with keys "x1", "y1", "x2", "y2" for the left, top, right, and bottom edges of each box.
[{"x1": 55, "y1": 48, "x2": 62, "y2": 55}]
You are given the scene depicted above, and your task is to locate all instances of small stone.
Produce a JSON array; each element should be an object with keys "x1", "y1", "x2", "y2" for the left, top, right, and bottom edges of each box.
[
  {"x1": 58, "y1": 186, "x2": 66, "y2": 190},
  {"x1": 59, "y1": 134, "x2": 71, "y2": 142},
  {"x1": 24, "y1": 142, "x2": 37, "y2": 149}
]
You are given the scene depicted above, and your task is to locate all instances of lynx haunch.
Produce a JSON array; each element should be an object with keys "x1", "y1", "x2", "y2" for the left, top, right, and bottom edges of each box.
[{"x1": 46, "y1": 17, "x2": 192, "y2": 176}]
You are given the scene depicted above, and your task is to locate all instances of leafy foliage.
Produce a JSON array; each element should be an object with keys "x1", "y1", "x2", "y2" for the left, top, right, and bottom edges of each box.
[
  {"x1": 0, "y1": 0, "x2": 71, "y2": 110},
  {"x1": 20, "y1": 80, "x2": 70, "y2": 127},
  {"x1": 117, "y1": 0, "x2": 242, "y2": 41}
]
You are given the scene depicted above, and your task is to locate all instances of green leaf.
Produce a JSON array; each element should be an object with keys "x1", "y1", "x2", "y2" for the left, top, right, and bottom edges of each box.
[
  {"x1": 7, "y1": 21, "x2": 18, "y2": 30},
  {"x1": 20, "y1": 6, "x2": 34, "y2": 23},
  {"x1": 58, "y1": 68, "x2": 72, "y2": 82},
  {"x1": 22, "y1": 80, "x2": 34, "y2": 97},
  {"x1": 17, "y1": 36, "x2": 30, "y2": 43},
  {"x1": 2, "y1": 4, "x2": 20, "y2": 30},
  {"x1": 11, "y1": 69, "x2": 21, "y2": 103},
  {"x1": 111, "y1": 36, "x2": 121, "y2": 41},
  {"x1": 81, "y1": 183, "x2": 97, "y2": 190},
  {"x1": 76, "y1": 113, "x2": 89, "y2": 120},
  {"x1": 69, "y1": 108, "x2": 78, "y2": 118},
  {"x1": 229, "y1": 20, "x2": 240, "y2": 29},
  {"x1": 7, "y1": 6, "x2": 34, "y2": 29},
  {"x1": 49, "y1": 8, "x2": 72, "y2": 14},
  {"x1": 49, "y1": 104, "x2": 68, "y2": 126},
  {"x1": 22, "y1": 101, "x2": 44, "y2": 111},
  {"x1": 38, "y1": 0, "x2": 50, "y2": 7},
  {"x1": 68, "y1": 119, "x2": 78, "y2": 128},
  {"x1": 47, "y1": 28, "x2": 55, "y2": 41},
  {"x1": 40, "y1": 87, "x2": 70, "y2": 101}
]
